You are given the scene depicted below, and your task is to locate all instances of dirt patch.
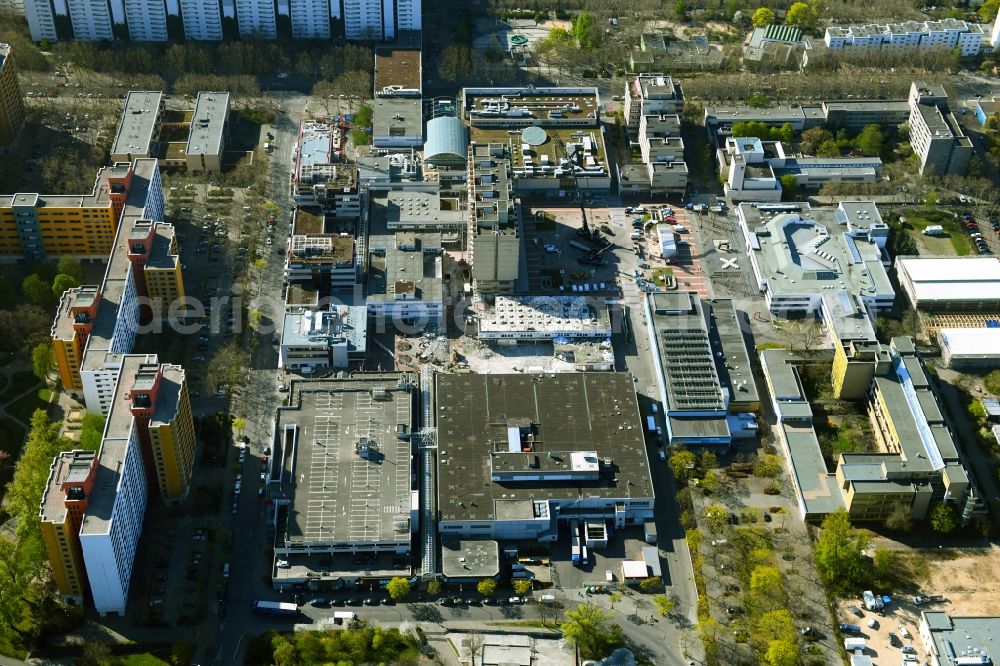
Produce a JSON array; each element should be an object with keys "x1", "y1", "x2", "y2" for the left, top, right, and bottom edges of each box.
[{"x1": 910, "y1": 547, "x2": 1000, "y2": 616}]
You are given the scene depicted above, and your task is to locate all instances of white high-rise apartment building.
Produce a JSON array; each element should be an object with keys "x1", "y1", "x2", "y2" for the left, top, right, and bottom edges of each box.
[
  {"x1": 289, "y1": 0, "x2": 330, "y2": 39},
  {"x1": 65, "y1": 0, "x2": 114, "y2": 40},
  {"x1": 236, "y1": 0, "x2": 276, "y2": 38},
  {"x1": 25, "y1": 0, "x2": 418, "y2": 41},
  {"x1": 343, "y1": 0, "x2": 382, "y2": 40},
  {"x1": 24, "y1": 0, "x2": 59, "y2": 41},
  {"x1": 0, "y1": 0, "x2": 25, "y2": 15},
  {"x1": 179, "y1": 0, "x2": 223, "y2": 40},
  {"x1": 395, "y1": 0, "x2": 419, "y2": 32},
  {"x1": 79, "y1": 355, "x2": 152, "y2": 617},
  {"x1": 123, "y1": 0, "x2": 167, "y2": 40}
]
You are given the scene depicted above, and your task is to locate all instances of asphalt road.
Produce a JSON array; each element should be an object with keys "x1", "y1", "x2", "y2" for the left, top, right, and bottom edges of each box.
[{"x1": 193, "y1": 93, "x2": 308, "y2": 666}]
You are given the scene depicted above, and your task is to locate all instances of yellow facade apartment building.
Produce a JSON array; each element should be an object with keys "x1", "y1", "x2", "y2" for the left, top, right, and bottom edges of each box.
[
  {"x1": 0, "y1": 162, "x2": 150, "y2": 261},
  {"x1": 39, "y1": 450, "x2": 98, "y2": 603},
  {"x1": 0, "y1": 43, "x2": 26, "y2": 146}
]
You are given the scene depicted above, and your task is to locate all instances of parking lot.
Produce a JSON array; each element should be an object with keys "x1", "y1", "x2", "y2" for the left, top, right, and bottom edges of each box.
[
  {"x1": 835, "y1": 597, "x2": 924, "y2": 664},
  {"x1": 548, "y1": 526, "x2": 657, "y2": 593}
]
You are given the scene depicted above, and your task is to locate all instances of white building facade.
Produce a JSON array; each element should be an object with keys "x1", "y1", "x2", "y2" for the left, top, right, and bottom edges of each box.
[
  {"x1": 65, "y1": 0, "x2": 115, "y2": 40},
  {"x1": 79, "y1": 426, "x2": 148, "y2": 617},
  {"x1": 179, "y1": 0, "x2": 223, "y2": 40},
  {"x1": 825, "y1": 19, "x2": 987, "y2": 57},
  {"x1": 24, "y1": 0, "x2": 60, "y2": 41},
  {"x1": 289, "y1": 0, "x2": 330, "y2": 38},
  {"x1": 123, "y1": 0, "x2": 167, "y2": 40},
  {"x1": 235, "y1": 0, "x2": 276, "y2": 37}
]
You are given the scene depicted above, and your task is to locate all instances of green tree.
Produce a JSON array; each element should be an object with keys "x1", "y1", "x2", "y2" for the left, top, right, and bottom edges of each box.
[
  {"x1": 980, "y1": 0, "x2": 1000, "y2": 21},
  {"x1": 669, "y1": 448, "x2": 696, "y2": 482},
  {"x1": 704, "y1": 504, "x2": 729, "y2": 532},
  {"x1": 654, "y1": 594, "x2": 675, "y2": 616},
  {"x1": 873, "y1": 547, "x2": 895, "y2": 581},
  {"x1": 513, "y1": 579, "x2": 533, "y2": 596},
  {"x1": 785, "y1": 1, "x2": 815, "y2": 27},
  {"x1": 51, "y1": 273, "x2": 80, "y2": 298},
  {"x1": 22, "y1": 274, "x2": 53, "y2": 308},
  {"x1": 571, "y1": 12, "x2": 600, "y2": 49},
  {"x1": 754, "y1": 454, "x2": 782, "y2": 478},
  {"x1": 757, "y1": 608, "x2": 797, "y2": 644},
  {"x1": 477, "y1": 579, "x2": 497, "y2": 597},
  {"x1": 816, "y1": 140, "x2": 841, "y2": 157},
  {"x1": 780, "y1": 174, "x2": 798, "y2": 200},
  {"x1": 748, "y1": 92, "x2": 770, "y2": 108},
  {"x1": 776, "y1": 123, "x2": 794, "y2": 144},
  {"x1": 386, "y1": 576, "x2": 411, "y2": 600},
  {"x1": 56, "y1": 257, "x2": 86, "y2": 283},
  {"x1": 31, "y1": 343, "x2": 54, "y2": 381},
  {"x1": 561, "y1": 604, "x2": 625, "y2": 660},
  {"x1": 985, "y1": 369, "x2": 1000, "y2": 395},
  {"x1": 733, "y1": 120, "x2": 773, "y2": 140},
  {"x1": 764, "y1": 639, "x2": 799, "y2": 666},
  {"x1": 700, "y1": 450, "x2": 718, "y2": 471},
  {"x1": 883, "y1": 501, "x2": 914, "y2": 533},
  {"x1": 751, "y1": 7, "x2": 775, "y2": 26},
  {"x1": 749, "y1": 565, "x2": 783, "y2": 597},
  {"x1": 674, "y1": 0, "x2": 687, "y2": 17},
  {"x1": 639, "y1": 576, "x2": 663, "y2": 593},
  {"x1": 79, "y1": 413, "x2": 106, "y2": 451},
  {"x1": 930, "y1": 504, "x2": 957, "y2": 533},
  {"x1": 924, "y1": 192, "x2": 939, "y2": 208},
  {"x1": 701, "y1": 470, "x2": 720, "y2": 494},
  {"x1": 813, "y1": 510, "x2": 871, "y2": 594},
  {"x1": 801, "y1": 127, "x2": 833, "y2": 154},
  {"x1": 968, "y1": 399, "x2": 988, "y2": 423},
  {"x1": 426, "y1": 580, "x2": 443, "y2": 596},
  {"x1": 537, "y1": 27, "x2": 577, "y2": 52},
  {"x1": 856, "y1": 124, "x2": 885, "y2": 157}
]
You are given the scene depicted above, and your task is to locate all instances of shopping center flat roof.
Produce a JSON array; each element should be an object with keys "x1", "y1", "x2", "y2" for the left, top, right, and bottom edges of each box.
[
  {"x1": 436, "y1": 373, "x2": 653, "y2": 523},
  {"x1": 648, "y1": 292, "x2": 725, "y2": 412},
  {"x1": 276, "y1": 375, "x2": 415, "y2": 546},
  {"x1": 478, "y1": 296, "x2": 612, "y2": 338}
]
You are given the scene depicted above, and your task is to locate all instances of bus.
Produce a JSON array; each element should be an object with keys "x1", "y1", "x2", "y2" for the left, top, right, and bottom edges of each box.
[
  {"x1": 570, "y1": 520, "x2": 581, "y2": 565},
  {"x1": 251, "y1": 600, "x2": 299, "y2": 617}
]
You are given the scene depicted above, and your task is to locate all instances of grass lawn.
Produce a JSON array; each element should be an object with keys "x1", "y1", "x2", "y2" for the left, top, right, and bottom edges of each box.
[
  {"x1": 905, "y1": 210, "x2": 973, "y2": 256},
  {"x1": 122, "y1": 654, "x2": 169, "y2": 666},
  {"x1": 652, "y1": 267, "x2": 673, "y2": 285}
]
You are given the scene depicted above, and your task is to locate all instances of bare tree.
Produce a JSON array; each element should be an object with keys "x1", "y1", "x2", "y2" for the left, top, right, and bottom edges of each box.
[{"x1": 466, "y1": 631, "x2": 484, "y2": 666}]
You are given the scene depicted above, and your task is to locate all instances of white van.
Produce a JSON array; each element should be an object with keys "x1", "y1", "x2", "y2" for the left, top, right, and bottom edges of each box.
[{"x1": 630, "y1": 231, "x2": 642, "y2": 240}]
